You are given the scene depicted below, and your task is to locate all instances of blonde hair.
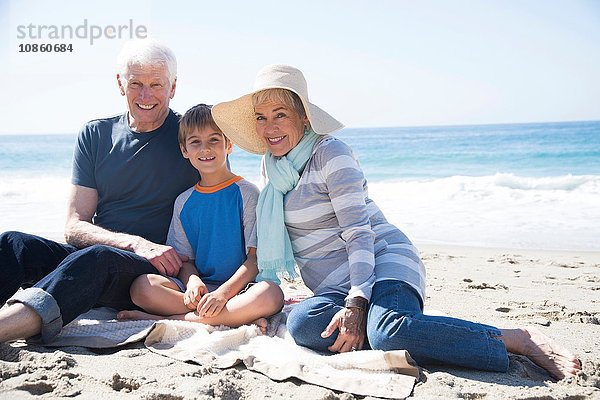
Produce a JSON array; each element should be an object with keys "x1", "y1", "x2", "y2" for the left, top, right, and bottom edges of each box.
[
  {"x1": 178, "y1": 104, "x2": 227, "y2": 148},
  {"x1": 252, "y1": 88, "x2": 307, "y2": 120}
]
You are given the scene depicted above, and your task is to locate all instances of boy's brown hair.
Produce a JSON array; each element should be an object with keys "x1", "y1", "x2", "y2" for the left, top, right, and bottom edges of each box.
[{"x1": 179, "y1": 104, "x2": 228, "y2": 148}]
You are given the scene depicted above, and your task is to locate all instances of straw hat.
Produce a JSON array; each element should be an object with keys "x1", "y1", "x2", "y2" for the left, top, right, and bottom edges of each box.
[{"x1": 212, "y1": 64, "x2": 344, "y2": 154}]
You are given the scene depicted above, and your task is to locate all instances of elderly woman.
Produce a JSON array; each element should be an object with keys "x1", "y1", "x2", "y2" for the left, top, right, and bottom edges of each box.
[{"x1": 212, "y1": 64, "x2": 580, "y2": 380}]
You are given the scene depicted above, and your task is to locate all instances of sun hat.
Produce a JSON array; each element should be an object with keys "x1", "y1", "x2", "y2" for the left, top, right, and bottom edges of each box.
[{"x1": 212, "y1": 64, "x2": 344, "y2": 154}]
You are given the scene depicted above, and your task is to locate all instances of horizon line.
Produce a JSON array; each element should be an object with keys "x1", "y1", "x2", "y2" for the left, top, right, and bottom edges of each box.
[{"x1": 0, "y1": 118, "x2": 598, "y2": 136}]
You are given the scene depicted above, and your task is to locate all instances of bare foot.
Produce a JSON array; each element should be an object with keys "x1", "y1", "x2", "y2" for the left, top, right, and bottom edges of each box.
[
  {"x1": 117, "y1": 310, "x2": 163, "y2": 321},
  {"x1": 500, "y1": 327, "x2": 581, "y2": 380},
  {"x1": 252, "y1": 318, "x2": 268, "y2": 335}
]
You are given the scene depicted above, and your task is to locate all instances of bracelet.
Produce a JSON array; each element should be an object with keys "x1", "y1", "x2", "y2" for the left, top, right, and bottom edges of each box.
[{"x1": 344, "y1": 296, "x2": 368, "y2": 310}]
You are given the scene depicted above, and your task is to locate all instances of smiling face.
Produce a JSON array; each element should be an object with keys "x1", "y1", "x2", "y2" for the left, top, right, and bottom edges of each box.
[
  {"x1": 181, "y1": 126, "x2": 233, "y2": 186},
  {"x1": 117, "y1": 63, "x2": 176, "y2": 132},
  {"x1": 254, "y1": 100, "x2": 308, "y2": 157}
]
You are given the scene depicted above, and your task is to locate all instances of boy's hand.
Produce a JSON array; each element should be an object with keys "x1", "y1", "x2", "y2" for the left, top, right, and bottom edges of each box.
[
  {"x1": 196, "y1": 289, "x2": 228, "y2": 318},
  {"x1": 184, "y1": 277, "x2": 208, "y2": 310}
]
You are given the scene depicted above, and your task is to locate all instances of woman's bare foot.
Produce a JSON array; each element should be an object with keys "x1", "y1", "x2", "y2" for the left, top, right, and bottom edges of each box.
[
  {"x1": 117, "y1": 310, "x2": 164, "y2": 321},
  {"x1": 252, "y1": 317, "x2": 268, "y2": 335},
  {"x1": 500, "y1": 327, "x2": 581, "y2": 380}
]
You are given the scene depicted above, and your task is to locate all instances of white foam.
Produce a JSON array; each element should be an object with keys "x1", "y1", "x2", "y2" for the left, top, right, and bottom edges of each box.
[
  {"x1": 368, "y1": 174, "x2": 600, "y2": 251},
  {"x1": 2, "y1": 172, "x2": 599, "y2": 251},
  {"x1": 0, "y1": 173, "x2": 70, "y2": 238}
]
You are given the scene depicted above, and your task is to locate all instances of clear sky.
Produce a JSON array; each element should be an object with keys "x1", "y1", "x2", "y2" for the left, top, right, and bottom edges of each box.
[{"x1": 1, "y1": 0, "x2": 599, "y2": 134}]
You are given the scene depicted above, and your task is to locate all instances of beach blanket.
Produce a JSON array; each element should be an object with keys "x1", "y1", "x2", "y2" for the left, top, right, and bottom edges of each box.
[{"x1": 46, "y1": 307, "x2": 419, "y2": 399}]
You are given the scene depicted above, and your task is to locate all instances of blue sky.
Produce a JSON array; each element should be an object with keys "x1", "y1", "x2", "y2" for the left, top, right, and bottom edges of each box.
[{"x1": 1, "y1": 0, "x2": 599, "y2": 134}]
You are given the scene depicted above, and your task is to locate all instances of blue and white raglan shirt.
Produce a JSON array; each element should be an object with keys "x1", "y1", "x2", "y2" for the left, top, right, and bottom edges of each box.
[{"x1": 166, "y1": 176, "x2": 259, "y2": 285}]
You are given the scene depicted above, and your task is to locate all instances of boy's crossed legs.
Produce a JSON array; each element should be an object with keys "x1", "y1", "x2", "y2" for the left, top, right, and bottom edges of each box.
[{"x1": 117, "y1": 274, "x2": 284, "y2": 333}]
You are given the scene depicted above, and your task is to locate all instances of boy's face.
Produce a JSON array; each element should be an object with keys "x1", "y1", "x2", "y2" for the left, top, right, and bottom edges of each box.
[{"x1": 181, "y1": 126, "x2": 232, "y2": 178}]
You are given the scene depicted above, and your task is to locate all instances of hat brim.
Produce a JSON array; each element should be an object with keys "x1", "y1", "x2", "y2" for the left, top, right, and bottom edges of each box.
[{"x1": 212, "y1": 88, "x2": 344, "y2": 155}]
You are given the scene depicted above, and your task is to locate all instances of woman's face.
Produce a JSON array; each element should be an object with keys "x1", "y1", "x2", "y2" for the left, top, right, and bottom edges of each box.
[{"x1": 255, "y1": 101, "x2": 308, "y2": 157}]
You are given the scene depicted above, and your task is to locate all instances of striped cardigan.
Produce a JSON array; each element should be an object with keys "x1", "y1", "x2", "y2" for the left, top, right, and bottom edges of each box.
[{"x1": 262, "y1": 135, "x2": 426, "y2": 302}]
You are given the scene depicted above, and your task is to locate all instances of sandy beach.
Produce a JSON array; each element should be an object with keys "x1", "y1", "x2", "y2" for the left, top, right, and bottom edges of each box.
[
  {"x1": 3, "y1": 0, "x2": 599, "y2": 397},
  {"x1": 0, "y1": 244, "x2": 598, "y2": 399}
]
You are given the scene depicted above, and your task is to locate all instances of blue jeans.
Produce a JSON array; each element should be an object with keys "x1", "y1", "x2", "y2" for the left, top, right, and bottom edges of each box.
[
  {"x1": 1, "y1": 231, "x2": 155, "y2": 342},
  {"x1": 287, "y1": 280, "x2": 509, "y2": 372}
]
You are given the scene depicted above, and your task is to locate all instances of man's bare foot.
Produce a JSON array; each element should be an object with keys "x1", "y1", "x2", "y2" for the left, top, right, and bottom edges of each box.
[
  {"x1": 500, "y1": 327, "x2": 581, "y2": 380},
  {"x1": 117, "y1": 310, "x2": 163, "y2": 321},
  {"x1": 252, "y1": 317, "x2": 268, "y2": 335}
]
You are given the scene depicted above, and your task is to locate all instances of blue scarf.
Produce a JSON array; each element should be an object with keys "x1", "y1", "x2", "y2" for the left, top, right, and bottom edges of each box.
[{"x1": 256, "y1": 130, "x2": 319, "y2": 283}]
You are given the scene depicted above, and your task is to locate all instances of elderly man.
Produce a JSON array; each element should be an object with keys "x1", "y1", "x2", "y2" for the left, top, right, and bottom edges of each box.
[{"x1": 0, "y1": 39, "x2": 198, "y2": 343}]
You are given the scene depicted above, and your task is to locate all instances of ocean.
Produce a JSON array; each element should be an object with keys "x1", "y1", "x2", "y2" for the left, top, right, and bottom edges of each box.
[{"x1": 1, "y1": 120, "x2": 599, "y2": 251}]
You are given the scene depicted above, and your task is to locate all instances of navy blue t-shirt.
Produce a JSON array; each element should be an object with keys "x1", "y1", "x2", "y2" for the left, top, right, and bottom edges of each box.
[{"x1": 71, "y1": 109, "x2": 199, "y2": 244}]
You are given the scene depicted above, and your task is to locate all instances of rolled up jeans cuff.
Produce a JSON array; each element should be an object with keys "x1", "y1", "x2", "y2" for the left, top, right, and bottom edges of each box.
[{"x1": 7, "y1": 288, "x2": 63, "y2": 343}]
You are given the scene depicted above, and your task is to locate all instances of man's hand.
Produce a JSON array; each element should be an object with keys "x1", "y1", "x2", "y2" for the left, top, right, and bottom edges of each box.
[
  {"x1": 196, "y1": 289, "x2": 228, "y2": 318},
  {"x1": 133, "y1": 240, "x2": 186, "y2": 276},
  {"x1": 183, "y1": 276, "x2": 208, "y2": 310},
  {"x1": 65, "y1": 185, "x2": 186, "y2": 277},
  {"x1": 321, "y1": 307, "x2": 366, "y2": 353}
]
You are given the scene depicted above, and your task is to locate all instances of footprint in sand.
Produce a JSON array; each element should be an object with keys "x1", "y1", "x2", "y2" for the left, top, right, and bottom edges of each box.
[
  {"x1": 13, "y1": 381, "x2": 56, "y2": 396},
  {"x1": 1, "y1": 352, "x2": 82, "y2": 398},
  {"x1": 499, "y1": 254, "x2": 521, "y2": 264},
  {"x1": 206, "y1": 369, "x2": 245, "y2": 399},
  {"x1": 566, "y1": 313, "x2": 600, "y2": 325},
  {"x1": 455, "y1": 391, "x2": 487, "y2": 399},
  {"x1": 467, "y1": 282, "x2": 509, "y2": 290},
  {"x1": 534, "y1": 307, "x2": 600, "y2": 325},
  {"x1": 111, "y1": 373, "x2": 141, "y2": 392},
  {"x1": 143, "y1": 394, "x2": 185, "y2": 400},
  {"x1": 575, "y1": 360, "x2": 600, "y2": 389},
  {"x1": 184, "y1": 366, "x2": 217, "y2": 378},
  {"x1": 546, "y1": 261, "x2": 582, "y2": 269},
  {"x1": 584, "y1": 274, "x2": 600, "y2": 283}
]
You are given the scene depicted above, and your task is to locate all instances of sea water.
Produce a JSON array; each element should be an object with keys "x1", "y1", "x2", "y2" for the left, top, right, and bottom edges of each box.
[{"x1": 1, "y1": 121, "x2": 599, "y2": 251}]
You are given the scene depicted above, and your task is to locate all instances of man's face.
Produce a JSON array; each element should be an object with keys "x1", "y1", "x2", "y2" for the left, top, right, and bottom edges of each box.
[{"x1": 117, "y1": 63, "x2": 176, "y2": 132}]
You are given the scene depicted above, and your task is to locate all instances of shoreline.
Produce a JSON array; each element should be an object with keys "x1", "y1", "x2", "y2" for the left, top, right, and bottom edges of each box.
[
  {"x1": 1, "y1": 243, "x2": 599, "y2": 399},
  {"x1": 26, "y1": 231, "x2": 600, "y2": 255},
  {"x1": 3, "y1": 168, "x2": 599, "y2": 253},
  {"x1": 417, "y1": 242, "x2": 600, "y2": 257}
]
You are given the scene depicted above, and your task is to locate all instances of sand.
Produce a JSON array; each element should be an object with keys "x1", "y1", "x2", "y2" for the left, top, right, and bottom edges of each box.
[{"x1": 1, "y1": 244, "x2": 599, "y2": 399}]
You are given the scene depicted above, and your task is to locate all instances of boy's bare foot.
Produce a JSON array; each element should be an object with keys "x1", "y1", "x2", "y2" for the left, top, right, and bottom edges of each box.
[
  {"x1": 252, "y1": 318, "x2": 268, "y2": 335},
  {"x1": 501, "y1": 327, "x2": 581, "y2": 380},
  {"x1": 117, "y1": 310, "x2": 163, "y2": 321}
]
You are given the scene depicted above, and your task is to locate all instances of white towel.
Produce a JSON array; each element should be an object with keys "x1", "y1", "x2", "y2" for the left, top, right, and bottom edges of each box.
[{"x1": 46, "y1": 307, "x2": 419, "y2": 399}]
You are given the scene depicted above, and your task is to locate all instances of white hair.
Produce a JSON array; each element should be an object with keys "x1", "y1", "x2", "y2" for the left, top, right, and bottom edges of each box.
[{"x1": 116, "y1": 38, "x2": 177, "y2": 84}]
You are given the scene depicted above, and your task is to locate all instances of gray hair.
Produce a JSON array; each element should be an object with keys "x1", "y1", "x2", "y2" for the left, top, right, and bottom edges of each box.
[{"x1": 116, "y1": 38, "x2": 177, "y2": 84}]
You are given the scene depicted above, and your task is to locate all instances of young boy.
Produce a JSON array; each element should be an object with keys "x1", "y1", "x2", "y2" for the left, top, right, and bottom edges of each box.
[{"x1": 117, "y1": 104, "x2": 284, "y2": 331}]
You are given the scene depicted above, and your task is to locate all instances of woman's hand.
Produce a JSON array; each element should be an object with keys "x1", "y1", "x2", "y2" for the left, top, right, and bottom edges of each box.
[
  {"x1": 183, "y1": 276, "x2": 208, "y2": 310},
  {"x1": 321, "y1": 307, "x2": 366, "y2": 353}
]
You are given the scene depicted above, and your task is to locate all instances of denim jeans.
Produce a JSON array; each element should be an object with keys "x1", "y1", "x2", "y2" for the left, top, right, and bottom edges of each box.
[
  {"x1": 287, "y1": 279, "x2": 509, "y2": 372},
  {"x1": 1, "y1": 231, "x2": 155, "y2": 342}
]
